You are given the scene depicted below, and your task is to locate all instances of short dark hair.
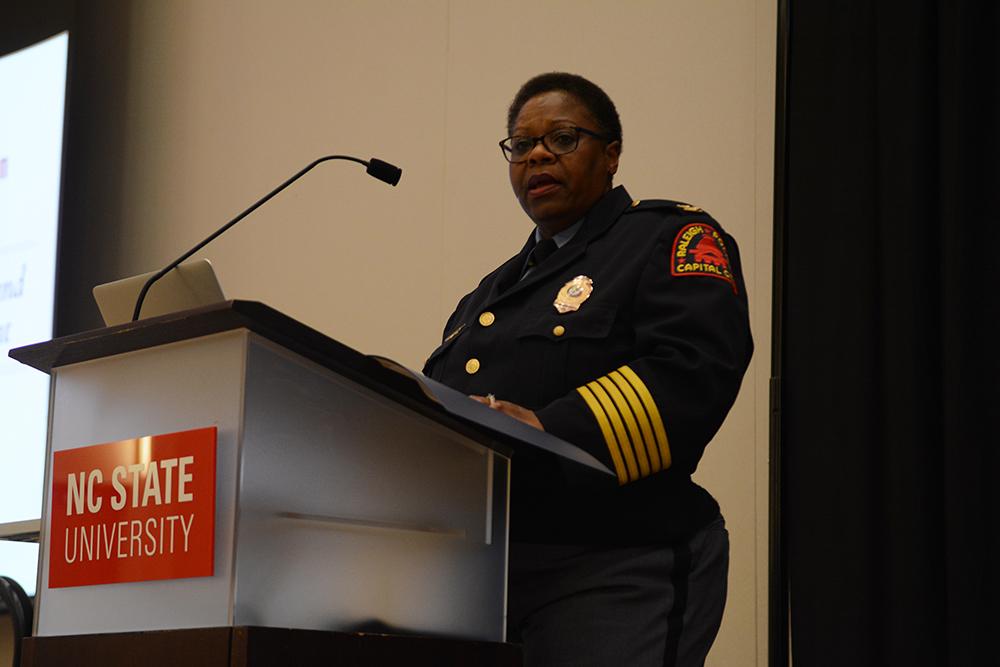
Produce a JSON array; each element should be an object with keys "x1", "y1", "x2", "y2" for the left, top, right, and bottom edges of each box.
[{"x1": 506, "y1": 72, "x2": 622, "y2": 150}]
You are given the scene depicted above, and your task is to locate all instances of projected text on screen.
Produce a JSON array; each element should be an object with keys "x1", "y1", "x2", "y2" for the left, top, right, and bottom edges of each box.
[{"x1": 0, "y1": 31, "x2": 70, "y2": 596}]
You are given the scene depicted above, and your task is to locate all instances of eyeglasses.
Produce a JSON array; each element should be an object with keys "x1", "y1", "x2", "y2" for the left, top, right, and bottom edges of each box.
[{"x1": 499, "y1": 126, "x2": 610, "y2": 163}]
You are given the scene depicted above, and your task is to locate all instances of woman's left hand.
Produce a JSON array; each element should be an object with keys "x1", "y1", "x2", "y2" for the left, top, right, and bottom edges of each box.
[{"x1": 470, "y1": 395, "x2": 545, "y2": 431}]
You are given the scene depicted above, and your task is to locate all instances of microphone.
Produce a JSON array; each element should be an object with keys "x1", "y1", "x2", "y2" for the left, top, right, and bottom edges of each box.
[
  {"x1": 366, "y1": 158, "x2": 402, "y2": 186},
  {"x1": 130, "y1": 154, "x2": 402, "y2": 322}
]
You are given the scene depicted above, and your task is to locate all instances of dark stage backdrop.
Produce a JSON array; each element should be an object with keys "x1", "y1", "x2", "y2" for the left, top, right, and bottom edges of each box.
[{"x1": 777, "y1": 1, "x2": 999, "y2": 665}]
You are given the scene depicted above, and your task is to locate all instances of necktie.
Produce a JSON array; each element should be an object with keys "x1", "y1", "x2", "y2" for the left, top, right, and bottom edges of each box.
[{"x1": 522, "y1": 238, "x2": 558, "y2": 278}]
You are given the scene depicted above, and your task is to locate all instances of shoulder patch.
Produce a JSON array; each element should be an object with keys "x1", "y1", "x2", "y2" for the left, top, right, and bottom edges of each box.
[{"x1": 670, "y1": 222, "x2": 737, "y2": 293}]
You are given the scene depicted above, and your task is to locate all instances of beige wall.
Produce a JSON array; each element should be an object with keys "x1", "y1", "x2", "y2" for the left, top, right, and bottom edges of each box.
[{"x1": 110, "y1": 1, "x2": 774, "y2": 663}]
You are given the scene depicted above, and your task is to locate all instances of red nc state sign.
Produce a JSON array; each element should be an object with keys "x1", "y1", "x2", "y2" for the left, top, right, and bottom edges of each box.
[{"x1": 48, "y1": 427, "x2": 217, "y2": 588}]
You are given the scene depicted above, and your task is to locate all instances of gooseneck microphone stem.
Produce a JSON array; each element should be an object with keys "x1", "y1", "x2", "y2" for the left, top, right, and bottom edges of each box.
[{"x1": 130, "y1": 154, "x2": 401, "y2": 322}]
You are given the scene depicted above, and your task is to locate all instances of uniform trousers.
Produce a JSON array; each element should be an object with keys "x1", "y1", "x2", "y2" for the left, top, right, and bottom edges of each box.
[{"x1": 507, "y1": 516, "x2": 729, "y2": 667}]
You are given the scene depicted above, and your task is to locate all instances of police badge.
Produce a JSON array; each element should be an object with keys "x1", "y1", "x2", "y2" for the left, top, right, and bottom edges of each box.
[{"x1": 554, "y1": 275, "x2": 594, "y2": 313}]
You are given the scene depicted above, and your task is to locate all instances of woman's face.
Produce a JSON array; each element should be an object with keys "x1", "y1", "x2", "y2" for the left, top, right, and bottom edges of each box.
[{"x1": 508, "y1": 91, "x2": 621, "y2": 236}]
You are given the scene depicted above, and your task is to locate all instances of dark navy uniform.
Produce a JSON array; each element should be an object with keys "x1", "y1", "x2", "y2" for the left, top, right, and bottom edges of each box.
[{"x1": 423, "y1": 185, "x2": 752, "y2": 665}]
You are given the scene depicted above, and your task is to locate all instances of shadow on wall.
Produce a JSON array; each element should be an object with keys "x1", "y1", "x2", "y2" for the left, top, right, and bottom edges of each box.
[{"x1": 57, "y1": 0, "x2": 135, "y2": 335}]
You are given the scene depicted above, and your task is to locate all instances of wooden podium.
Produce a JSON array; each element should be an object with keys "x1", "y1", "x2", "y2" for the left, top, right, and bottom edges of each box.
[{"x1": 9, "y1": 301, "x2": 529, "y2": 665}]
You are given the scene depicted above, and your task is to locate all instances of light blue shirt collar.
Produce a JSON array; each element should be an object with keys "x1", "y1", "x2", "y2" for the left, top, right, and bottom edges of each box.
[{"x1": 534, "y1": 218, "x2": 584, "y2": 248}]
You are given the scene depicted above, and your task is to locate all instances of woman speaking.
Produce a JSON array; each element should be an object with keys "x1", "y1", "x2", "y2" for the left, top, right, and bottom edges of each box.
[{"x1": 422, "y1": 72, "x2": 753, "y2": 667}]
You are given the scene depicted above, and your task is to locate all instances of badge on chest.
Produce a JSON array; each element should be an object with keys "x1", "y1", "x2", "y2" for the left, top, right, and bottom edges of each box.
[{"x1": 554, "y1": 275, "x2": 594, "y2": 313}]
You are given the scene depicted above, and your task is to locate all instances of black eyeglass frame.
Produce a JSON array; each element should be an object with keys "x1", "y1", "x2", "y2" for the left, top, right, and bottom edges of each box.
[{"x1": 499, "y1": 126, "x2": 612, "y2": 163}]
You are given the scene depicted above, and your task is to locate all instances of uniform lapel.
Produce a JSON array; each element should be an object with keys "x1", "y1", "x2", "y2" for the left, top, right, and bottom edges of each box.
[
  {"x1": 485, "y1": 186, "x2": 634, "y2": 306},
  {"x1": 487, "y1": 235, "x2": 536, "y2": 302}
]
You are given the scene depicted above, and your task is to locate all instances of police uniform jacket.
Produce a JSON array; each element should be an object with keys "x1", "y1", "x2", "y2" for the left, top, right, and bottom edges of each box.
[{"x1": 423, "y1": 185, "x2": 753, "y2": 545}]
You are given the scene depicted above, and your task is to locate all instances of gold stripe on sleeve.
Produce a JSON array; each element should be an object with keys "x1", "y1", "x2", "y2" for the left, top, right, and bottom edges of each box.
[
  {"x1": 618, "y1": 365, "x2": 672, "y2": 470},
  {"x1": 588, "y1": 381, "x2": 640, "y2": 482},
  {"x1": 596, "y1": 376, "x2": 651, "y2": 478},
  {"x1": 577, "y1": 385, "x2": 628, "y2": 484},
  {"x1": 608, "y1": 370, "x2": 662, "y2": 473}
]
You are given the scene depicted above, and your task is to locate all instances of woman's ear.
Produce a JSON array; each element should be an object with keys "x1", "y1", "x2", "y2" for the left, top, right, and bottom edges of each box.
[{"x1": 606, "y1": 141, "x2": 622, "y2": 177}]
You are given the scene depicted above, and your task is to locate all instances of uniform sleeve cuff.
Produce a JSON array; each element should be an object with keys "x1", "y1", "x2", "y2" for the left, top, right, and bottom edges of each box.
[
  {"x1": 535, "y1": 393, "x2": 618, "y2": 475},
  {"x1": 537, "y1": 365, "x2": 674, "y2": 485}
]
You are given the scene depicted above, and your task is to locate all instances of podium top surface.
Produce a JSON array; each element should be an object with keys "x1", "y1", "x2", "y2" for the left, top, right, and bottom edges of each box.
[
  {"x1": 8, "y1": 300, "x2": 516, "y2": 457},
  {"x1": 11, "y1": 300, "x2": 360, "y2": 375},
  {"x1": 9, "y1": 301, "x2": 619, "y2": 476}
]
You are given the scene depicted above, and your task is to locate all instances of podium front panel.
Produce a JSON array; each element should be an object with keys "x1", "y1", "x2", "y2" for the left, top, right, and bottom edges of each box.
[
  {"x1": 36, "y1": 331, "x2": 248, "y2": 635},
  {"x1": 232, "y1": 336, "x2": 508, "y2": 640},
  {"x1": 32, "y1": 325, "x2": 510, "y2": 641}
]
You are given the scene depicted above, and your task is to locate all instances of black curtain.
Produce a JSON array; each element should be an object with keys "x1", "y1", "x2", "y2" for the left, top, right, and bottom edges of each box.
[{"x1": 779, "y1": 1, "x2": 1000, "y2": 665}]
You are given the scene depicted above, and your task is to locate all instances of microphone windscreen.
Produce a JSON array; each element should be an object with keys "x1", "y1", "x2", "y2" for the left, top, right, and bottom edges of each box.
[{"x1": 366, "y1": 158, "x2": 402, "y2": 186}]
